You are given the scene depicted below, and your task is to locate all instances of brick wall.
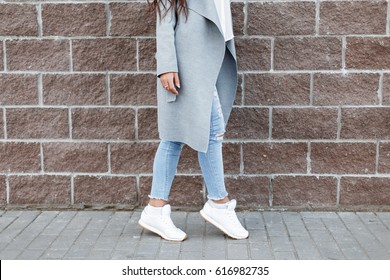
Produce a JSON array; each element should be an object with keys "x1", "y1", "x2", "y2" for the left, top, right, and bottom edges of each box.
[{"x1": 0, "y1": 0, "x2": 390, "y2": 211}]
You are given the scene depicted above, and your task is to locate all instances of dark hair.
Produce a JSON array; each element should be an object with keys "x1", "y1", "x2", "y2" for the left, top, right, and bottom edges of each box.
[{"x1": 147, "y1": 0, "x2": 189, "y2": 21}]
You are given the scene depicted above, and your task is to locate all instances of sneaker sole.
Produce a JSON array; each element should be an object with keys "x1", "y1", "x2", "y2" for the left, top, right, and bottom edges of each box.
[
  {"x1": 138, "y1": 220, "x2": 187, "y2": 242},
  {"x1": 200, "y1": 209, "x2": 249, "y2": 240}
]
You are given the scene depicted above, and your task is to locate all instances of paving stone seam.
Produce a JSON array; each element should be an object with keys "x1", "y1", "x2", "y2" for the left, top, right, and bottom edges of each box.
[
  {"x1": 335, "y1": 212, "x2": 373, "y2": 259},
  {"x1": 260, "y1": 212, "x2": 275, "y2": 260}
]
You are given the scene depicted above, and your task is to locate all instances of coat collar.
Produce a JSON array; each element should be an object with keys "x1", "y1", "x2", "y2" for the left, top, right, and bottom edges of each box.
[{"x1": 187, "y1": 0, "x2": 223, "y2": 38}]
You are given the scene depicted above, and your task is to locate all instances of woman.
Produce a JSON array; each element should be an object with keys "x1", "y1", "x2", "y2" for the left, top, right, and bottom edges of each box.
[{"x1": 138, "y1": 0, "x2": 249, "y2": 241}]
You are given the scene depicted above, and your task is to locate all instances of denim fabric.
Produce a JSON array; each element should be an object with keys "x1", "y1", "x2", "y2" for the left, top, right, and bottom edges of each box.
[{"x1": 149, "y1": 87, "x2": 228, "y2": 201}]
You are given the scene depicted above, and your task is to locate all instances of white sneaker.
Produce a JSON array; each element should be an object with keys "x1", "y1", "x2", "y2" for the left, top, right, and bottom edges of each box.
[
  {"x1": 138, "y1": 204, "x2": 187, "y2": 242},
  {"x1": 200, "y1": 199, "x2": 249, "y2": 239}
]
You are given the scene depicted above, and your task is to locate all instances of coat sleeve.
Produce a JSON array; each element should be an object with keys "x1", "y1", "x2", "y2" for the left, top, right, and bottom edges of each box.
[{"x1": 156, "y1": 0, "x2": 178, "y2": 78}]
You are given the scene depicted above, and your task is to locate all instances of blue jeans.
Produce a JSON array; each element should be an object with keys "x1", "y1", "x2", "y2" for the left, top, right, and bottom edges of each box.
[{"x1": 149, "y1": 87, "x2": 228, "y2": 201}]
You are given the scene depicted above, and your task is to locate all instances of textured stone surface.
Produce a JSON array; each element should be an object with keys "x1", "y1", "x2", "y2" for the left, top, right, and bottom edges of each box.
[
  {"x1": 0, "y1": 4, "x2": 38, "y2": 36},
  {"x1": 110, "y1": 2, "x2": 155, "y2": 36},
  {"x1": 0, "y1": 175, "x2": 6, "y2": 205},
  {"x1": 138, "y1": 39, "x2": 156, "y2": 71},
  {"x1": 221, "y1": 143, "x2": 241, "y2": 174},
  {"x1": 74, "y1": 176, "x2": 137, "y2": 205},
  {"x1": 43, "y1": 74, "x2": 106, "y2": 105},
  {"x1": 0, "y1": 74, "x2": 38, "y2": 105},
  {"x1": 0, "y1": 143, "x2": 41, "y2": 173},
  {"x1": 340, "y1": 177, "x2": 390, "y2": 205},
  {"x1": 247, "y1": 2, "x2": 315, "y2": 36},
  {"x1": 176, "y1": 145, "x2": 201, "y2": 174},
  {"x1": 311, "y1": 143, "x2": 376, "y2": 174},
  {"x1": 272, "y1": 108, "x2": 338, "y2": 139},
  {"x1": 243, "y1": 143, "x2": 307, "y2": 174},
  {"x1": 225, "y1": 108, "x2": 269, "y2": 139},
  {"x1": 72, "y1": 39, "x2": 137, "y2": 71},
  {"x1": 231, "y1": 2, "x2": 245, "y2": 36},
  {"x1": 43, "y1": 142, "x2": 107, "y2": 173},
  {"x1": 346, "y1": 37, "x2": 390, "y2": 69},
  {"x1": 0, "y1": 0, "x2": 389, "y2": 210},
  {"x1": 225, "y1": 176, "x2": 269, "y2": 207},
  {"x1": 110, "y1": 74, "x2": 157, "y2": 106},
  {"x1": 319, "y1": 1, "x2": 387, "y2": 35},
  {"x1": 111, "y1": 142, "x2": 159, "y2": 173},
  {"x1": 7, "y1": 40, "x2": 70, "y2": 71},
  {"x1": 72, "y1": 108, "x2": 135, "y2": 139},
  {"x1": 138, "y1": 108, "x2": 158, "y2": 140},
  {"x1": 139, "y1": 175, "x2": 204, "y2": 207},
  {"x1": 245, "y1": 74, "x2": 310, "y2": 106},
  {"x1": 7, "y1": 108, "x2": 69, "y2": 139},
  {"x1": 341, "y1": 108, "x2": 390, "y2": 139},
  {"x1": 235, "y1": 38, "x2": 271, "y2": 71},
  {"x1": 42, "y1": 3, "x2": 106, "y2": 36},
  {"x1": 0, "y1": 43, "x2": 2, "y2": 71},
  {"x1": 274, "y1": 37, "x2": 342, "y2": 70},
  {"x1": 313, "y1": 73, "x2": 379, "y2": 105},
  {"x1": 383, "y1": 74, "x2": 390, "y2": 105},
  {"x1": 377, "y1": 143, "x2": 390, "y2": 173},
  {"x1": 8, "y1": 175, "x2": 70, "y2": 204},
  {"x1": 273, "y1": 176, "x2": 337, "y2": 206}
]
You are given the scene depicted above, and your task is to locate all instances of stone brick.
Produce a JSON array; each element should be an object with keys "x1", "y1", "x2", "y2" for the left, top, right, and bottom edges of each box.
[
  {"x1": 272, "y1": 176, "x2": 337, "y2": 206},
  {"x1": 222, "y1": 143, "x2": 241, "y2": 174},
  {"x1": 235, "y1": 38, "x2": 271, "y2": 71},
  {"x1": 313, "y1": 73, "x2": 379, "y2": 105},
  {"x1": 0, "y1": 113, "x2": 3, "y2": 139},
  {"x1": 274, "y1": 37, "x2": 342, "y2": 70},
  {"x1": 311, "y1": 143, "x2": 376, "y2": 174},
  {"x1": 377, "y1": 143, "x2": 390, "y2": 173},
  {"x1": 8, "y1": 175, "x2": 70, "y2": 205},
  {"x1": 0, "y1": 42, "x2": 2, "y2": 71},
  {"x1": 138, "y1": 108, "x2": 158, "y2": 140},
  {"x1": 110, "y1": 2, "x2": 155, "y2": 36},
  {"x1": 272, "y1": 108, "x2": 338, "y2": 139},
  {"x1": 72, "y1": 39, "x2": 136, "y2": 71},
  {"x1": 7, "y1": 108, "x2": 69, "y2": 139},
  {"x1": 245, "y1": 74, "x2": 310, "y2": 106},
  {"x1": 177, "y1": 144, "x2": 201, "y2": 174},
  {"x1": 7, "y1": 40, "x2": 70, "y2": 71},
  {"x1": 346, "y1": 37, "x2": 390, "y2": 69},
  {"x1": 0, "y1": 143, "x2": 41, "y2": 173},
  {"x1": 42, "y1": 3, "x2": 106, "y2": 36},
  {"x1": 340, "y1": 177, "x2": 390, "y2": 205},
  {"x1": 0, "y1": 74, "x2": 38, "y2": 105},
  {"x1": 383, "y1": 74, "x2": 390, "y2": 105},
  {"x1": 225, "y1": 108, "x2": 269, "y2": 139},
  {"x1": 43, "y1": 142, "x2": 108, "y2": 173},
  {"x1": 234, "y1": 74, "x2": 243, "y2": 105},
  {"x1": 0, "y1": 4, "x2": 38, "y2": 36},
  {"x1": 74, "y1": 176, "x2": 137, "y2": 205},
  {"x1": 341, "y1": 108, "x2": 390, "y2": 139},
  {"x1": 231, "y1": 2, "x2": 245, "y2": 36},
  {"x1": 243, "y1": 143, "x2": 307, "y2": 174},
  {"x1": 43, "y1": 74, "x2": 106, "y2": 105},
  {"x1": 225, "y1": 176, "x2": 269, "y2": 207},
  {"x1": 72, "y1": 108, "x2": 135, "y2": 139},
  {"x1": 0, "y1": 175, "x2": 6, "y2": 206},
  {"x1": 110, "y1": 74, "x2": 157, "y2": 106},
  {"x1": 111, "y1": 142, "x2": 159, "y2": 173},
  {"x1": 139, "y1": 175, "x2": 204, "y2": 207},
  {"x1": 319, "y1": 1, "x2": 387, "y2": 35},
  {"x1": 247, "y1": 2, "x2": 315, "y2": 36},
  {"x1": 138, "y1": 39, "x2": 156, "y2": 71}
]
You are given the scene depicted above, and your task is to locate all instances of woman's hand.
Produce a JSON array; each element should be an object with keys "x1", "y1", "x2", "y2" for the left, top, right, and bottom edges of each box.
[{"x1": 160, "y1": 72, "x2": 181, "y2": 95}]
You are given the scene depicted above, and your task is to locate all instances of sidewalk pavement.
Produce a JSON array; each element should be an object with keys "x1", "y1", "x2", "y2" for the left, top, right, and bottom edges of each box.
[{"x1": 0, "y1": 210, "x2": 389, "y2": 260}]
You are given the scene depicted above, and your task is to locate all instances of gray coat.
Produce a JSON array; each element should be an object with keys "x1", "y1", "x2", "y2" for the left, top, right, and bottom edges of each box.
[{"x1": 156, "y1": 0, "x2": 238, "y2": 153}]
